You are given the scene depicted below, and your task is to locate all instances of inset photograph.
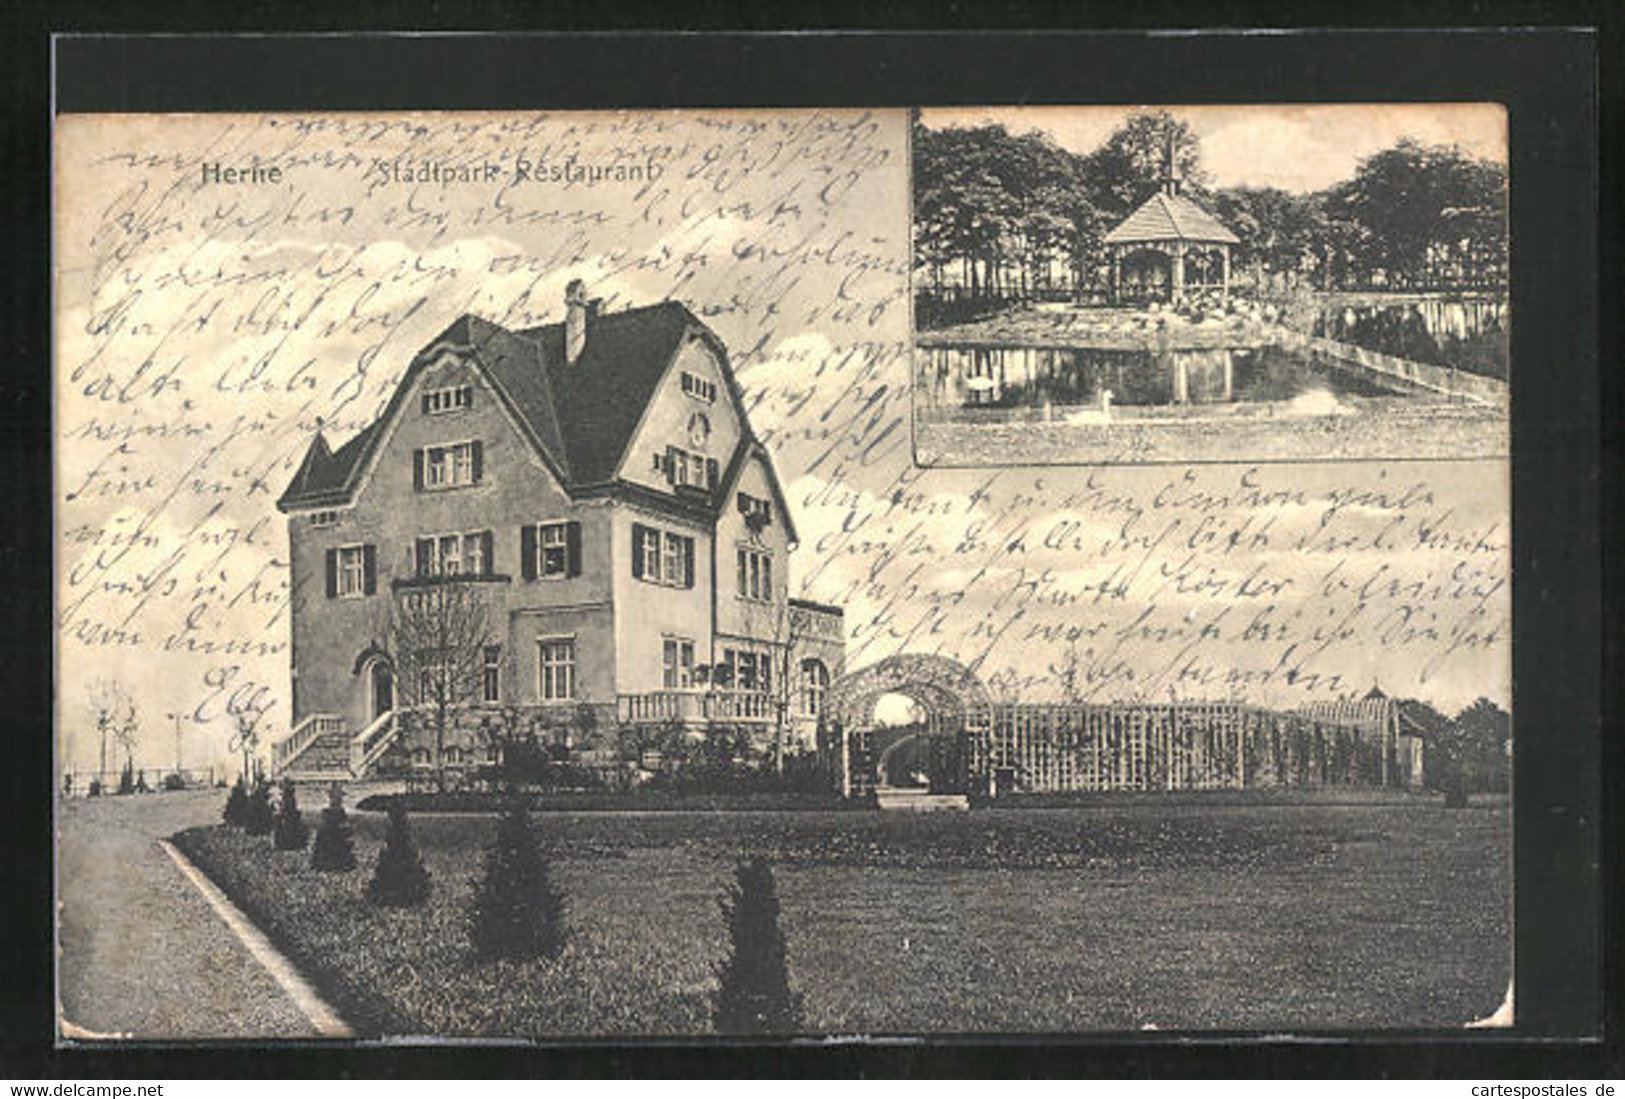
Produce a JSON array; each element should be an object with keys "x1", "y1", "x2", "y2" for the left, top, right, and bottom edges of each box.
[{"x1": 911, "y1": 105, "x2": 1510, "y2": 465}]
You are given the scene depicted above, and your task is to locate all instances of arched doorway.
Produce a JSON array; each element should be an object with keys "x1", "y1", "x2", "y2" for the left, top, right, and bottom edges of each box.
[
  {"x1": 825, "y1": 654, "x2": 994, "y2": 797},
  {"x1": 354, "y1": 647, "x2": 396, "y2": 723}
]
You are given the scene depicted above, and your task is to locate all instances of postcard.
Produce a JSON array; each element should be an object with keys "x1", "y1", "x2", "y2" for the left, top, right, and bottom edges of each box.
[{"x1": 55, "y1": 104, "x2": 1511, "y2": 1040}]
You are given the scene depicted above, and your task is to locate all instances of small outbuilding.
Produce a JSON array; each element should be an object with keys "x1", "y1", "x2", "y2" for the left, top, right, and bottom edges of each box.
[{"x1": 1103, "y1": 144, "x2": 1240, "y2": 304}]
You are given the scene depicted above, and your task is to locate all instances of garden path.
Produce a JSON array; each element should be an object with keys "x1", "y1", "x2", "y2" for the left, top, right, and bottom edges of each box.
[{"x1": 57, "y1": 789, "x2": 321, "y2": 1040}]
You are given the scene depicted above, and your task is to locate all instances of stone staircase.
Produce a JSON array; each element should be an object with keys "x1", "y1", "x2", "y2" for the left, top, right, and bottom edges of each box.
[
  {"x1": 281, "y1": 728, "x2": 354, "y2": 783},
  {"x1": 875, "y1": 786, "x2": 970, "y2": 812}
]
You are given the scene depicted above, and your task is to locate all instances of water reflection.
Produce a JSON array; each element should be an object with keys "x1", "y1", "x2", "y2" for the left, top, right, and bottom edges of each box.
[
  {"x1": 1313, "y1": 297, "x2": 1507, "y2": 381},
  {"x1": 917, "y1": 344, "x2": 1407, "y2": 418}
]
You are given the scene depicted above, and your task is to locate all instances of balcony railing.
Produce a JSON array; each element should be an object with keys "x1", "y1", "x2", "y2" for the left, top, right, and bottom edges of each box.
[{"x1": 616, "y1": 690, "x2": 777, "y2": 724}]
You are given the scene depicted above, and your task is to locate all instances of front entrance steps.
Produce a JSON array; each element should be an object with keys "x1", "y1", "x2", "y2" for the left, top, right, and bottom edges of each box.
[
  {"x1": 875, "y1": 786, "x2": 970, "y2": 812},
  {"x1": 279, "y1": 729, "x2": 352, "y2": 783}
]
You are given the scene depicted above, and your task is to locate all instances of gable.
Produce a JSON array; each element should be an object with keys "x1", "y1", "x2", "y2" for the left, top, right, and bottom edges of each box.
[{"x1": 618, "y1": 335, "x2": 743, "y2": 498}]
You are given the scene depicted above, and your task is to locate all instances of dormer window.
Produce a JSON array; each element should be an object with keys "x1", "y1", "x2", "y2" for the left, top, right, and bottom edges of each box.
[
  {"x1": 422, "y1": 385, "x2": 473, "y2": 415},
  {"x1": 309, "y1": 509, "x2": 340, "y2": 528},
  {"x1": 680, "y1": 371, "x2": 716, "y2": 403}
]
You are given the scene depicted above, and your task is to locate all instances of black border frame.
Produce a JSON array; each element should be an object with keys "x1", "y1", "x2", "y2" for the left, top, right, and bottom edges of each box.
[{"x1": 5, "y1": 24, "x2": 1614, "y2": 1079}]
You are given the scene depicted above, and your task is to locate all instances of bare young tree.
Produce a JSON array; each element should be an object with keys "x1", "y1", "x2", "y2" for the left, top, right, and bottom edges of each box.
[
  {"x1": 87, "y1": 679, "x2": 134, "y2": 782},
  {"x1": 227, "y1": 691, "x2": 274, "y2": 786},
  {"x1": 381, "y1": 584, "x2": 495, "y2": 792}
]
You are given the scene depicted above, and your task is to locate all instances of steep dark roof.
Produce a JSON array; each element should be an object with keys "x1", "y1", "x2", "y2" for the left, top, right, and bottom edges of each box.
[
  {"x1": 1103, "y1": 190, "x2": 1240, "y2": 246},
  {"x1": 518, "y1": 301, "x2": 694, "y2": 486},
  {"x1": 278, "y1": 300, "x2": 795, "y2": 540}
]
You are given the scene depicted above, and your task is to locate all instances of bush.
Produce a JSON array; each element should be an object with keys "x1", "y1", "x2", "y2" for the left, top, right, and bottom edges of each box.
[
  {"x1": 223, "y1": 777, "x2": 250, "y2": 827},
  {"x1": 273, "y1": 779, "x2": 310, "y2": 851},
  {"x1": 713, "y1": 857, "x2": 802, "y2": 1035},
  {"x1": 118, "y1": 761, "x2": 135, "y2": 795},
  {"x1": 87, "y1": 779, "x2": 103, "y2": 798},
  {"x1": 468, "y1": 800, "x2": 565, "y2": 961},
  {"x1": 310, "y1": 782, "x2": 357, "y2": 872},
  {"x1": 244, "y1": 780, "x2": 276, "y2": 836},
  {"x1": 368, "y1": 801, "x2": 430, "y2": 907},
  {"x1": 162, "y1": 772, "x2": 187, "y2": 792}
]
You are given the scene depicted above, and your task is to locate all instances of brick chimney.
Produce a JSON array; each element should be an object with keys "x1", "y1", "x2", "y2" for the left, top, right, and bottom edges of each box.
[{"x1": 565, "y1": 279, "x2": 590, "y2": 364}]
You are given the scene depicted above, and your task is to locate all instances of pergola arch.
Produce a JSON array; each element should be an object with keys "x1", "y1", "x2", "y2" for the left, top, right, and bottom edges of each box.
[{"x1": 826, "y1": 654, "x2": 994, "y2": 795}]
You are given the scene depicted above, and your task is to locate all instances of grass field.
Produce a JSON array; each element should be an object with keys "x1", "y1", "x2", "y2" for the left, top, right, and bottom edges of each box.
[{"x1": 172, "y1": 796, "x2": 1511, "y2": 1037}]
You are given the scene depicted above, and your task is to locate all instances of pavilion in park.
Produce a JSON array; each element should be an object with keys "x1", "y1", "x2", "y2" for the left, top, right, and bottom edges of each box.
[{"x1": 1103, "y1": 143, "x2": 1240, "y2": 304}]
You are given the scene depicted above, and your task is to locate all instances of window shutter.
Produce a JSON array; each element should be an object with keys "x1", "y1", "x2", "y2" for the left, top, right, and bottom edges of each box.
[
  {"x1": 664, "y1": 447, "x2": 676, "y2": 485},
  {"x1": 412, "y1": 448, "x2": 424, "y2": 491},
  {"x1": 520, "y1": 525, "x2": 537, "y2": 581},
  {"x1": 471, "y1": 440, "x2": 484, "y2": 483},
  {"x1": 706, "y1": 458, "x2": 718, "y2": 490},
  {"x1": 480, "y1": 531, "x2": 495, "y2": 576},
  {"x1": 738, "y1": 493, "x2": 749, "y2": 514},
  {"x1": 682, "y1": 536, "x2": 695, "y2": 589},
  {"x1": 421, "y1": 392, "x2": 431, "y2": 415},
  {"x1": 415, "y1": 538, "x2": 432, "y2": 577},
  {"x1": 566, "y1": 521, "x2": 582, "y2": 578},
  {"x1": 362, "y1": 544, "x2": 377, "y2": 595},
  {"x1": 631, "y1": 524, "x2": 646, "y2": 579},
  {"x1": 324, "y1": 548, "x2": 338, "y2": 599}
]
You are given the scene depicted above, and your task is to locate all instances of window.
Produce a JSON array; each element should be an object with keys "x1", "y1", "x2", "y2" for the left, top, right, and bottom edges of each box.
[
  {"x1": 310, "y1": 510, "x2": 339, "y2": 528},
  {"x1": 482, "y1": 645, "x2": 502, "y2": 704},
  {"x1": 326, "y1": 543, "x2": 376, "y2": 599},
  {"x1": 521, "y1": 521, "x2": 581, "y2": 581},
  {"x1": 415, "y1": 531, "x2": 493, "y2": 578},
  {"x1": 737, "y1": 547, "x2": 773, "y2": 602},
  {"x1": 415, "y1": 441, "x2": 482, "y2": 491},
  {"x1": 662, "y1": 637, "x2": 695, "y2": 689},
  {"x1": 680, "y1": 370, "x2": 717, "y2": 403},
  {"x1": 724, "y1": 649, "x2": 771, "y2": 694},
  {"x1": 737, "y1": 492, "x2": 771, "y2": 526},
  {"x1": 422, "y1": 384, "x2": 473, "y2": 415},
  {"x1": 801, "y1": 659, "x2": 829, "y2": 716},
  {"x1": 658, "y1": 446, "x2": 716, "y2": 491},
  {"x1": 538, "y1": 639, "x2": 576, "y2": 702},
  {"x1": 632, "y1": 523, "x2": 694, "y2": 588}
]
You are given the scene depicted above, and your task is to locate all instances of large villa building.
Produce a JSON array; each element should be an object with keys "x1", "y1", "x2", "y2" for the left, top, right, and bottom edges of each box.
[{"x1": 272, "y1": 282, "x2": 844, "y2": 782}]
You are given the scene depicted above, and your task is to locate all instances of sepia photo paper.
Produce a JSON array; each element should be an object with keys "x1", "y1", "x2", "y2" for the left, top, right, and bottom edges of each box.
[{"x1": 54, "y1": 104, "x2": 1512, "y2": 1041}]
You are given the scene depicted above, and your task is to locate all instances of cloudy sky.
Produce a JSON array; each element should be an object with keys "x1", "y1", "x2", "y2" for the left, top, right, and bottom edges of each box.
[
  {"x1": 920, "y1": 103, "x2": 1508, "y2": 192},
  {"x1": 54, "y1": 108, "x2": 1508, "y2": 776}
]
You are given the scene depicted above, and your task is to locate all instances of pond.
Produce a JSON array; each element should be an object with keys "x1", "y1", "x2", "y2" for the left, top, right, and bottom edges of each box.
[
  {"x1": 1313, "y1": 296, "x2": 1507, "y2": 381},
  {"x1": 915, "y1": 343, "x2": 1418, "y2": 422}
]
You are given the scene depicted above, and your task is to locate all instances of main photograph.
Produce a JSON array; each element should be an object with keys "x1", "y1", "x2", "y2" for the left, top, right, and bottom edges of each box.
[{"x1": 55, "y1": 107, "x2": 1511, "y2": 1040}]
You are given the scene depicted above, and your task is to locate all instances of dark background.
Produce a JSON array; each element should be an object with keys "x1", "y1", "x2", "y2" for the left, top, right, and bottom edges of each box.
[{"x1": 5, "y1": 17, "x2": 1616, "y2": 1080}]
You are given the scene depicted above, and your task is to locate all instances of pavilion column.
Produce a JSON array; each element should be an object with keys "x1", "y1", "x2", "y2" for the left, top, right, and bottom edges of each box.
[
  {"x1": 1220, "y1": 246, "x2": 1230, "y2": 300},
  {"x1": 1221, "y1": 349, "x2": 1233, "y2": 402},
  {"x1": 1110, "y1": 246, "x2": 1121, "y2": 304},
  {"x1": 1170, "y1": 243, "x2": 1186, "y2": 302}
]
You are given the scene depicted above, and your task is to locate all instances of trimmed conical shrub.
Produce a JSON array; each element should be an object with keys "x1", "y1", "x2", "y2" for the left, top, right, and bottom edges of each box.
[
  {"x1": 468, "y1": 800, "x2": 565, "y2": 961},
  {"x1": 273, "y1": 779, "x2": 310, "y2": 851},
  {"x1": 310, "y1": 782, "x2": 357, "y2": 871},
  {"x1": 368, "y1": 800, "x2": 430, "y2": 907},
  {"x1": 223, "y1": 777, "x2": 250, "y2": 827},
  {"x1": 244, "y1": 779, "x2": 276, "y2": 836},
  {"x1": 713, "y1": 857, "x2": 802, "y2": 1035}
]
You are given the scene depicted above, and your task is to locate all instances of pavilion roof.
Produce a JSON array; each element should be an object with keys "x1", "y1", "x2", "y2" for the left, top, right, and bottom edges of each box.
[{"x1": 1104, "y1": 190, "x2": 1240, "y2": 247}]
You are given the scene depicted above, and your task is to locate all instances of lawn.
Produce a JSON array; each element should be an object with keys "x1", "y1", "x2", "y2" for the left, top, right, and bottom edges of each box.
[{"x1": 171, "y1": 797, "x2": 1511, "y2": 1037}]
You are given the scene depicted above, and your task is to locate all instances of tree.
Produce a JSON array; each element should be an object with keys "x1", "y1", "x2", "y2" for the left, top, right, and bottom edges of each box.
[
  {"x1": 468, "y1": 800, "x2": 566, "y2": 961},
  {"x1": 273, "y1": 779, "x2": 310, "y2": 850},
  {"x1": 713, "y1": 857, "x2": 802, "y2": 1034},
  {"x1": 244, "y1": 779, "x2": 276, "y2": 835},
  {"x1": 368, "y1": 800, "x2": 431, "y2": 907},
  {"x1": 223, "y1": 776, "x2": 250, "y2": 827},
  {"x1": 89, "y1": 680, "x2": 137, "y2": 787},
  {"x1": 1082, "y1": 110, "x2": 1207, "y2": 220},
  {"x1": 227, "y1": 693, "x2": 273, "y2": 787},
  {"x1": 1398, "y1": 698, "x2": 1469, "y2": 807},
  {"x1": 1452, "y1": 697, "x2": 1512, "y2": 797},
  {"x1": 310, "y1": 782, "x2": 358, "y2": 871},
  {"x1": 381, "y1": 583, "x2": 496, "y2": 793}
]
